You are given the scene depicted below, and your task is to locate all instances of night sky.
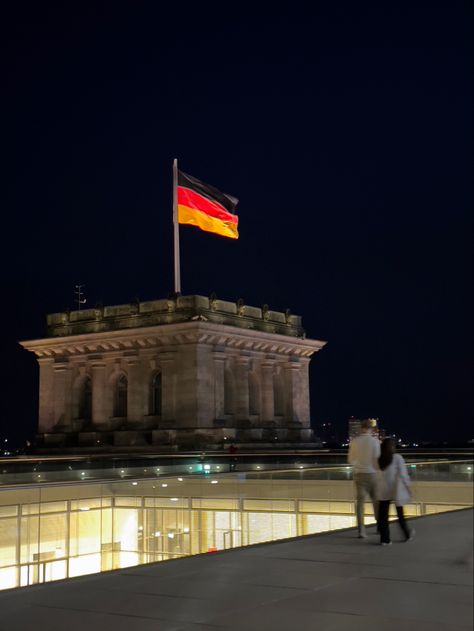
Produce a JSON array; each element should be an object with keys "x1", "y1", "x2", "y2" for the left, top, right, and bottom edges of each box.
[{"x1": 0, "y1": 1, "x2": 472, "y2": 447}]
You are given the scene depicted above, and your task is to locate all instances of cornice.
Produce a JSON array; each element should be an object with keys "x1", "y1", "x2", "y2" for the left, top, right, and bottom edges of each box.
[{"x1": 20, "y1": 320, "x2": 326, "y2": 359}]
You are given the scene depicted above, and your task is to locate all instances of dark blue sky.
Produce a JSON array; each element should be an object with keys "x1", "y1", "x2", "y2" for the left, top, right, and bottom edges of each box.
[{"x1": 0, "y1": 1, "x2": 472, "y2": 446}]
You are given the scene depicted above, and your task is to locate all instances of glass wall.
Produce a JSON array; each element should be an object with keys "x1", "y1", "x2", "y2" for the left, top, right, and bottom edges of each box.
[{"x1": 0, "y1": 460, "x2": 472, "y2": 591}]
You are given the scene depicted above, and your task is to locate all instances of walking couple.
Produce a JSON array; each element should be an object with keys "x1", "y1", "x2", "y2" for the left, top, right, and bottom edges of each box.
[{"x1": 348, "y1": 419, "x2": 415, "y2": 545}]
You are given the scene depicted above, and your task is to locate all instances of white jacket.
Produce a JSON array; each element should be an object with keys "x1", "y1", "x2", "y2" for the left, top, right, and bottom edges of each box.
[
  {"x1": 348, "y1": 433, "x2": 381, "y2": 473},
  {"x1": 377, "y1": 453, "x2": 412, "y2": 506}
]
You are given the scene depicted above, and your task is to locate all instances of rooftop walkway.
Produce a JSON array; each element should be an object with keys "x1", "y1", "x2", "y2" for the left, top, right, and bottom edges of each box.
[{"x1": 0, "y1": 509, "x2": 472, "y2": 631}]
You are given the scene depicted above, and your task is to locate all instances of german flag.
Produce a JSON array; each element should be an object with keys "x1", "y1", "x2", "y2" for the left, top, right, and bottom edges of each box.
[{"x1": 177, "y1": 170, "x2": 239, "y2": 239}]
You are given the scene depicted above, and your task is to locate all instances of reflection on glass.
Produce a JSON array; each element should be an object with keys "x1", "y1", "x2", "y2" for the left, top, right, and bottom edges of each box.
[{"x1": 0, "y1": 461, "x2": 472, "y2": 591}]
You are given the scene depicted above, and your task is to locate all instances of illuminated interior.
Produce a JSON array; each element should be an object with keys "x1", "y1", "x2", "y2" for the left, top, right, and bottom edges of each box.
[{"x1": 0, "y1": 467, "x2": 471, "y2": 591}]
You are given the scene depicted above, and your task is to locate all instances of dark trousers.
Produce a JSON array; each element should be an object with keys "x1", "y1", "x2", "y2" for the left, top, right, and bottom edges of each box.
[{"x1": 378, "y1": 500, "x2": 410, "y2": 543}]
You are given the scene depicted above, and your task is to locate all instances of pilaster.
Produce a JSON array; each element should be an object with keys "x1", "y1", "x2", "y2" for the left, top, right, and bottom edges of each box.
[
  {"x1": 236, "y1": 355, "x2": 250, "y2": 419},
  {"x1": 52, "y1": 361, "x2": 68, "y2": 427},
  {"x1": 38, "y1": 358, "x2": 55, "y2": 432},
  {"x1": 260, "y1": 360, "x2": 275, "y2": 422},
  {"x1": 126, "y1": 355, "x2": 146, "y2": 424},
  {"x1": 159, "y1": 351, "x2": 177, "y2": 423},
  {"x1": 283, "y1": 360, "x2": 302, "y2": 423},
  {"x1": 91, "y1": 361, "x2": 108, "y2": 428},
  {"x1": 212, "y1": 350, "x2": 226, "y2": 419}
]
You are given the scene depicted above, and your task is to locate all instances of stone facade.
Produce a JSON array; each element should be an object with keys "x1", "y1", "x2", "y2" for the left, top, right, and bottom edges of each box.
[{"x1": 20, "y1": 295, "x2": 326, "y2": 451}]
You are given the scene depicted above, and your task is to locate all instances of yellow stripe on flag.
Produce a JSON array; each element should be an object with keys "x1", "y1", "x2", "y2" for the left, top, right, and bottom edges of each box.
[{"x1": 178, "y1": 204, "x2": 239, "y2": 239}]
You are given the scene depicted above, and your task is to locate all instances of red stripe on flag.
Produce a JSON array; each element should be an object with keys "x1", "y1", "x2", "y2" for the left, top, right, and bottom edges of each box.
[{"x1": 177, "y1": 186, "x2": 238, "y2": 224}]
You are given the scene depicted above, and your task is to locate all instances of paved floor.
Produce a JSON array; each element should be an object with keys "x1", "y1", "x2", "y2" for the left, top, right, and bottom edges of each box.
[{"x1": 0, "y1": 509, "x2": 472, "y2": 631}]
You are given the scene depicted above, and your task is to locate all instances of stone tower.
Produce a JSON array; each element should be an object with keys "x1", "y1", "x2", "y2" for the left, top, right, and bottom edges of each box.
[{"x1": 20, "y1": 295, "x2": 326, "y2": 451}]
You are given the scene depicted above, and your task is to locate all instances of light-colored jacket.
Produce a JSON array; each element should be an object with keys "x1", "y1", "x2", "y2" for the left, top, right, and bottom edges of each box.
[
  {"x1": 377, "y1": 453, "x2": 412, "y2": 505},
  {"x1": 348, "y1": 433, "x2": 381, "y2": 473}
]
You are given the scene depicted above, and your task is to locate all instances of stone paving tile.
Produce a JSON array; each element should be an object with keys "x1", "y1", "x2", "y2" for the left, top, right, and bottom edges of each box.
[
  {"x1": 213, "y1": 606, "x2": 472, "y2": 631},
  {"x1": 2, "y1": 582, "x2": 308, "y2": 626},
  {"x1": 253, "y1": 577, "x2": 473, "y2": 627},
  {"x1": 0, "y1": 605, "x2": 185, "y2": 631},
  {"x1": 93, "y1": 571, "x2": 314, "y2": 599},
  {"x1": 0, "y1": 509, "x2": 471, "y2": 631},
  {"x1": 362, "y1": 560, "x2": 473, "y2": 586}
]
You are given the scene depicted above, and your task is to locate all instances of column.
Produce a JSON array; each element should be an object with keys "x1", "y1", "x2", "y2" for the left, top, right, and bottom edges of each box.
[
  {"x1": 63, "y1": 365, "x2": 74, "y2": 427},
  {"x1": 38, "y1": 358, "x2": 55, "y2": 432},
  {"x1": 160, "y1": 352, "x2": 176, "y2": 423},
  {"x1": 212, "y1": 350, "x2": 226, "y2": 419},
  {"x1": 298, "y1": 359, "x2": 311, "y2": 427},
  {"x1": 91, "y1": 362, "x2": 108, "y2": 428},
  {"x1": 127, "y1": 357, "x2": 144, "y2": 424},
  {"x1": 260, "y1": 360, "x2": 275, "y2": 422},
  {"x1": 284, "y1": 361, "x2": 302, "y2": 423},
  {"x1": 52, "y1": 362, "x2": 68, "y2": 427},
  {"x1": 236, "y1": 356, "x2": 250, "y2": 420}
]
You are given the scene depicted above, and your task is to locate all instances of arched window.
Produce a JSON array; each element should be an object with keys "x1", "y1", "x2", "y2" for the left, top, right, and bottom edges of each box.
[
  {"x1": 79, "y1": 376, "x2": 92, "y2": 420},
  {"x1": 151, "y1": 372, "x2": 162, "y2": 416},
  {"x1": 273, "y1": 370, "x2": 284, "y2": 417},
  {"x1": 249, "y1": 372, "x2": 260, "y2": 416},
  {"x1": 114, "y1": 374, "x2": 128, "y2": 418},
  {"x1": 224, "y1": 368, "x2": 235, "y2": 415}
]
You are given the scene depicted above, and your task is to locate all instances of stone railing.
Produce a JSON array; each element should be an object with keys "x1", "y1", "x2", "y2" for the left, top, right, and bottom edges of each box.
[{"x1": 46, "y1": 294, "x2": 306, "y2": 339}]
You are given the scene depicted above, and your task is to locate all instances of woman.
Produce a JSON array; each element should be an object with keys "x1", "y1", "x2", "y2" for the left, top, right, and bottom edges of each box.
[{"x1": 377, "y1": 438, "x2": 415, "y2": 545}]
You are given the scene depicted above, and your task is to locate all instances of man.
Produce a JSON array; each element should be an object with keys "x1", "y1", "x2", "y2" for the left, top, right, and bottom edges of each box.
[{"x1": 348, "y1": 419, "x2": 381, "y2": 538}]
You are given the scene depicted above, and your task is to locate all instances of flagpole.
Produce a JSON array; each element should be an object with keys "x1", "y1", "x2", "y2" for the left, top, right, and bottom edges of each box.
[{"x1": 172, "y1": 158, "x2": 181, "y2": 295}]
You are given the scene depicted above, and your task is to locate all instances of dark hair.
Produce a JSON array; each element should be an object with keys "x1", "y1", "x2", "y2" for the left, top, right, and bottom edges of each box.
[{"x1": 378, "y1": 438, "x2": 396, "y2": 470}]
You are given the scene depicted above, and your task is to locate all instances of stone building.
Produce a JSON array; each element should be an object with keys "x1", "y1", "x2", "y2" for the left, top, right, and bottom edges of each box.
[
  {"x1": 20, "y1": 295, "x2": 326, "y2": 451},
  {"x1": 348, "y1": 417, "x2": 382, "y2": 442}
]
